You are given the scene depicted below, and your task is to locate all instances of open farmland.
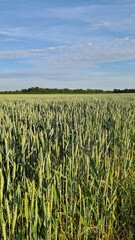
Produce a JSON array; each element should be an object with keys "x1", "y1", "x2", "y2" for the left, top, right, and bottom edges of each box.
[{"x1": 0, "y1": 94, "x2": 135, "y2": 240}]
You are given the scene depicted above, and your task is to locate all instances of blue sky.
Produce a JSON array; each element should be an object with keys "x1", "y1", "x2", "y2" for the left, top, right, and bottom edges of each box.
[{"x1": 0, "y1": 0, "x2": 135, "y2": 90}]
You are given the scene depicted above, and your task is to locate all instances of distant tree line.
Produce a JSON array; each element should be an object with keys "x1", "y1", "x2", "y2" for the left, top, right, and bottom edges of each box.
[{"x1": 0, "y1": 87, "x2": 135, "y2": 94}]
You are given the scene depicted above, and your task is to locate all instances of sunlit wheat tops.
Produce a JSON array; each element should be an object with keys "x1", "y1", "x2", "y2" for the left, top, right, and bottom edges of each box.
[{"x1": 0, "y1": 94, "x2": 135, "y2": 239}]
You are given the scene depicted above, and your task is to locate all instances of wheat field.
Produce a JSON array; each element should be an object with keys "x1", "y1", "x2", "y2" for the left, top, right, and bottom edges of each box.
[{"x1": 0, "y1": 94, "x2": 135, "y2": 239}]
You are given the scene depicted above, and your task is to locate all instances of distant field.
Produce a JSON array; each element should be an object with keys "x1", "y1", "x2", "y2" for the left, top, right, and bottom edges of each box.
[{"x1": 0, "y1": 94, "x2": 135, "y2": 239}]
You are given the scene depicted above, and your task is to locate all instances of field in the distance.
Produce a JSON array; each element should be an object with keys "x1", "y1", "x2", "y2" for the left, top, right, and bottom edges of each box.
[{"x1": 0, "y1": 94, "x2": 135, "y2": 240}]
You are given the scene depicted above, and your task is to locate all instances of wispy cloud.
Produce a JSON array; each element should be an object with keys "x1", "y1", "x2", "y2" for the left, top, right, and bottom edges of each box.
[
  {"x1": 1, "y1": 3, "x2": 135, "y2": 41},
  {"x1": 0, "y1": 37, "x2": 135, "y2": 64}
]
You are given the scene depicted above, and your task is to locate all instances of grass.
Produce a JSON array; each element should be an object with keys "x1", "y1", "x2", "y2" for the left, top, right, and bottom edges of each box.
[{"x1": 0, "y1": 94, "x2": 135, "y2": 239}]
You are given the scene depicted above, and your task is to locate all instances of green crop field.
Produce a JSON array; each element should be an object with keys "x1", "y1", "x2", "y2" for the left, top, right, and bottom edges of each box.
[{"x1": 0, "y1": 94, "x2": 135, "y2": 240}]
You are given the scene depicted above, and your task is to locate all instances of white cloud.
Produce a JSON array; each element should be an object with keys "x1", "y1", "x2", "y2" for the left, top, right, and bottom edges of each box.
[
  {"x1": 0, "y1": 37, "x2": 135, "y2": 64},
  {"x1": 0, "y1": 27, "x2": 27, "y2": 37}
]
